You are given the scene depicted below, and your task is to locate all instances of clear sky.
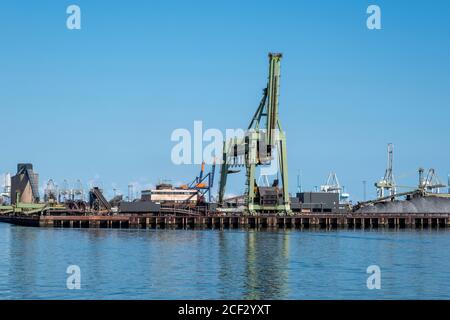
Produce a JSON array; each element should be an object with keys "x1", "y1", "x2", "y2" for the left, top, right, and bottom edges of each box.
[{"x1": 1, "y1": 0, "x2": 449, "y2": 201}]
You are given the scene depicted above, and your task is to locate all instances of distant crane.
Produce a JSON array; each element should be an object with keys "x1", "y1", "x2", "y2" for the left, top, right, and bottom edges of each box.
[
  {"x1": 320, "y1": 172, "x2": 341, "y2": 193},
  {"x1": 320, "y1": 172, "x2": 350, "y2": 203},
  {"x1": 72, "y1": 179, "x2": 84, "y2": 201},
  {"x1": 448, "y1": 174, "x2": 450, "y2": 194},
  {"x1": 180, "y1": 161, "x2": 216, "y2": 203},
  {"x1": 128, "y1": 184, "x2": 133, "y2": 202},
  {"x1": 59, "y1": 179, "x2": 70, "y2": 203},
  {"x1": 44, "y1": 179, "x2": 58, "y2": 202},
  {"x1": 419, "y1": 168, "x2": 446, "y2": 193},
  {"x1": 297, "y1": 171, "x2": 302, "y2": 193},
  {"x1": 356, "y1": 167, "x2": 450, "y2": 211},
  {"x1": 375, "y1": 143, "x2": 396, "y2": 198},
  {"x1": 0, "y1": 173, "x2": 11, "y2": 204}
]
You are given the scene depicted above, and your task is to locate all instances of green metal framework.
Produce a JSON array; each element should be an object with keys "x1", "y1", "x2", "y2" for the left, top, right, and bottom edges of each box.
[{"x1": 218, "y1": 53, "x2": 291, "y2": 215}]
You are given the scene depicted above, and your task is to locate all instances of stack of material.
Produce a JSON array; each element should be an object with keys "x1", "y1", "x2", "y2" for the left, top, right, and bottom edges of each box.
[{"x1": 356, "y1": 196, "x2": 450, "y2": 214}]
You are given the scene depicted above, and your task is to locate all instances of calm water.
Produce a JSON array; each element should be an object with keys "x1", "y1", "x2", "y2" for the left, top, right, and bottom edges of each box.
[{"x1": 1, "y1": 222, "x2": 450, "y2": 299}]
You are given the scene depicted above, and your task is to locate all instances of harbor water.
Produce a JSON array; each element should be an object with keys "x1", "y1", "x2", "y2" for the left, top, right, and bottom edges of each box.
[{"x1": 1, "y1": 222, "x2": 450, "y2": 299}]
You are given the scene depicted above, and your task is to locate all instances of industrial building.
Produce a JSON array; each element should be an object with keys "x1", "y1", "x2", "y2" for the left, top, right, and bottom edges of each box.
[
  {"x1": 291, "y1": 192, "x2": 340, "y2": 213},
  {"x1": 140, "y1": 163, "x2": 215, "y2": 207},
  {"x1": 10, "y1": 163, "x2": 39, "y2": 205},
  {"x1": 89, "y1": 187, "x2": 111, "y2": 213},
  {"x1": 118, "y1": 201, "x2": 160, "y2": 214},
  {"x1": 141, "y1": 184, "x2": 199, "y2": 205}
]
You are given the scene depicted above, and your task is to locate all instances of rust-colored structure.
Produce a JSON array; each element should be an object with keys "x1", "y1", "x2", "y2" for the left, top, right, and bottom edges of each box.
[{"x1": 10, "y1": 163, "x2": 39, "y2": 205}]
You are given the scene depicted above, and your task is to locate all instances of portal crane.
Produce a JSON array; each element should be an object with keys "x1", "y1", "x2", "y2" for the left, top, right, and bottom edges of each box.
[
  {"x1": 321, "y1": 172, "x2": 350, "y2": 203},
  {"x1": 181, "y1": 161, "x2": 216, "y2": 203},
  {"x1": 320, "y1": 172, "x2": 342, "y2": 193},
  {"x1": 419, "y1": 168, "x2": 446, "y2": 193},
  {"x1": 218, "y1": 53, "x2": 291, "y2": 215},
  {"x1": 44, "y1": 179, "x2": 58, "y2": 202},
  {"x1": 375, "y1": 143, "x2": 396, "y2": 198},
  {"x1": 448, "y1": 174, "x2": 450, "y2": 194}
]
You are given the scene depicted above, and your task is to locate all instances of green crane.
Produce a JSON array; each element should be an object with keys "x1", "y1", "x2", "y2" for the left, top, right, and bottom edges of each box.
[{"x1": 218, "y1": 53, "x2": 291, "y2": 215}]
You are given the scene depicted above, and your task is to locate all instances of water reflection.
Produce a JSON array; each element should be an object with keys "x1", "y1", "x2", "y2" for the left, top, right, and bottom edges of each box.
[
  {"x1": 215, "y1": 229, "x2": 290, "y2": 299},
  {"x1": 2, "y1": 223, "x2": 450, "y2": 299},
  {"x1": 243, "y1": 231, "x2": 290, "y2": 299}
]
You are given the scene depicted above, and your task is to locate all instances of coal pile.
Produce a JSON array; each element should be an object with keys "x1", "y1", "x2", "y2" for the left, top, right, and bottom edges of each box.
[{"x1": 356, "y1": 196, "x2": 450, "y2": 214}]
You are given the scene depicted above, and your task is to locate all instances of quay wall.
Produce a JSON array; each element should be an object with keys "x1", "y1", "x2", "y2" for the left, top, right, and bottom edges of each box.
[{"x1": 1, "y1": 212, "x2": 450, "y2": 229}]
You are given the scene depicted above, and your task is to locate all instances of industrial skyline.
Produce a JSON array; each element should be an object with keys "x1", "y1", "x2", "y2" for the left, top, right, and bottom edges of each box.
[
  {"x1": 2, "y1": 1, "x2": 450, "y2": 305},
  {"x1": 1, "y1": 1, "x2": 449, "y2": 201}
]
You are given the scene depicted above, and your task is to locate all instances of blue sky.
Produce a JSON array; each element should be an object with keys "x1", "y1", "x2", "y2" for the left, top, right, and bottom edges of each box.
[{"x1": 1, "y1": 0, "x2": 449, "y2": 201}]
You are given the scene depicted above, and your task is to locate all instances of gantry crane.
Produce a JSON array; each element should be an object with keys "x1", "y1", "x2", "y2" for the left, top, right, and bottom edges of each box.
[
  {"x1": 320, "y1": 172, "x2": 350, "y2": 203},
  {"x1": 320, "y1": 172, "x2": 342, "y2": 193},
  {"x1": 448, "y1": 174, "x2": 450, "y2": 194},
  {"x1": 419, "y1": 168, "x2": 446, "y2": 193},
  {"x1": 180, "y1": 161, "x2": 216, "y2": 203},
  {"x1": 218, "y1": 53, "x2": 291, "y2": 215},
  {"x1": 375, "y1": 143, "x2": 396, "y2": 198}
]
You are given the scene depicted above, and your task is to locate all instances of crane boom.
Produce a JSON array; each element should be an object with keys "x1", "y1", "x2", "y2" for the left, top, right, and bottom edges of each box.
[{"x1": 218, "y1": 53, "x2": 291, "y2": 215}]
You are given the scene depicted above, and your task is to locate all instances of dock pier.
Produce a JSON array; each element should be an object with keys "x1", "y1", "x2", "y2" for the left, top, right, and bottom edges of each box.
[{"x1": 1, "y1": 213, "x2": 449, "y2": 230}]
